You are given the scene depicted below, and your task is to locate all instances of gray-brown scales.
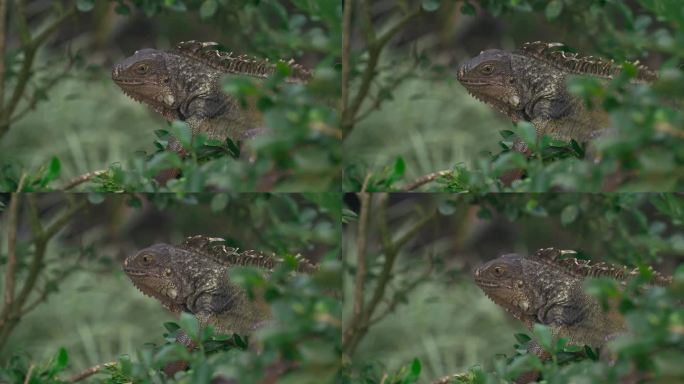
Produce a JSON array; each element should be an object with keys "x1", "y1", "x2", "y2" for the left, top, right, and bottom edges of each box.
[
  {"x1": 111, "y1": 41, "x2": 312, "y2": 154},
  {"x1": 457, "y1": 41, "x2": 657, "y2": 144},
  {"x1": 474, "y1": 248, "x2": 670, "y2": 354},
  {"x1": 123, "y1": 235, "x2": 316, "y2": 335}
]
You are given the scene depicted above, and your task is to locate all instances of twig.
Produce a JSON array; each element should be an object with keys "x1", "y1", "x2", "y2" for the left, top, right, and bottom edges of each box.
[
  {"x1": 0, "y1": 196, "x2": 87, "y2": 350},
  {"x1": 341, "y1": 0, "x2": 352, "y2": 115},
  {"x1": 0, "y1": 4, "x2": 76, "y2": 135},
  {"x1": 402, "y1": 169, "x2": 453, "y2": 191},
  {"x1": 343, "y1": 198, "x2": 437, "y2": 355},
  {"x1": 0, "y1": 0, "x2": 7, "y2": 110},
  {"x1": 352, "y1": 190, "x2": 371, "y2": 329},
  {"x1": 61, "y1": 169, "x2": 108, "y2": 191},
  {"x1": 67, "y1": 361, "x2": 117, "y2": 383},
  {"x1": 23, "y1": 364, "x2": 34, "y2": 384},
  {"x1": 4, "y1": 175, "x2": 26, "y2": 309},
  {"x1": 342, "y1": 4, "x2": 422, "y2": 137},
  {"x1": 10, "y1": 45, "x2": 78, "y2": 124}
]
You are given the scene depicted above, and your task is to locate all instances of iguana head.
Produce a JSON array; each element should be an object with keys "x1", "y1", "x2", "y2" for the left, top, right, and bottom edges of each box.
[
  {"x1": 123, "y1": 243, "x2": 192, "y2": 309},
  {"x1": 111, "y1": 49, "x2": 182, "y2": 120},
  {"x1": 457, "y1": 49, "x2": 525, "y2": 121},
  {"x1": 474, "y1": 253, "x2": 534, "y2": 324}
]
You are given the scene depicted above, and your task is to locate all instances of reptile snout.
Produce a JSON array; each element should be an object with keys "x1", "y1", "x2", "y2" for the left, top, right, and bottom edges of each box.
[
  {"x1": 111, "y1": 65, "x2": 121, "y2": 79},
  {"x1": 456, "y1": 63, "x2": 468, "y2": 80}
]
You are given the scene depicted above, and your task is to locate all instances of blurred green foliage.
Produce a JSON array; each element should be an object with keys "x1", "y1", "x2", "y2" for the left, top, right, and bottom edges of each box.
[
  {"x1": 343, "y1": 0, "x2": 684, "y2": 192},
  {"x1": 0, "y1": 0, "x2": 341, "y2": 192},
  {"x1": 0, "y1": 193, "x2": 341, "y2": 383},
  {"x1": 343, "y1": 192, "x2": 684, "y2": 383}
]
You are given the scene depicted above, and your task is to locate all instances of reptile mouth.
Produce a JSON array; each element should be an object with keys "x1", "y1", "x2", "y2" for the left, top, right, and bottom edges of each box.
[
  {"x1": 112, "y1": 78, "x2": 145, "y2": 85},
  {"x1": 123, "y1": 267, "x2": 149, "y2": 277},
  {"x1": 458, "y1": 80, "x2": 492, "y2": 86},
  {"x1": 473, "y1": 278, "x2": 500, "y2": 288}
]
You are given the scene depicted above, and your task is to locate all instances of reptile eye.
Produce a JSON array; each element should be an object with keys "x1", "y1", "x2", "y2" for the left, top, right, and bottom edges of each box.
[
  {"x1": 481, "y1": 64, "x2": 494, "y2": 74},
  {"x1": 142, "y1": 254, "x2": 153, "y2": 264},
  {"x1": 137, "y1": 64, "x2": 149, "y2": 73},
  {"x1": 493, "y1": 266, "x2": 503, "y2": 275}
]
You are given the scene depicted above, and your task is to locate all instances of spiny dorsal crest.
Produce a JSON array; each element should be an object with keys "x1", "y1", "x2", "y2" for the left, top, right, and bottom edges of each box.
[
  {"x1": 175, "y1": 40, "x2": 312, "y2": 82},
  {"x1": 519, "y1": 41, "x2": 658, "y2": 83},
  {"x1": 532, "y1": 247, "x2": 671, "y2": 286},
  {"x1": 180, "y1": 235, "x2": 316, "y2": 273}
]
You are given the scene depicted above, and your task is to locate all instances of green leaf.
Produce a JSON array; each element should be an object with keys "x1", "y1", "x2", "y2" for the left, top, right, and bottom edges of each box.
[
  {"x1": 516, "y1": 122, "x2": 537, "y2": 148},
  {"x1": 39, "y1": 157, "x2": 61, "y2": 187},
  {"x1": 533, "y1": 323, "x2": 553, "y2": 351},
  {"x1": 199, "y1": 0, "x2": 218, "y2": 19},
  {"x1": 545, "y1": 0, "x2": 563, "y2": 20},
  {"x1": 422, "y1": 0, "x2": 440, "y2": 12},
  {"x1": 179, "y1": 312, "x2": 200, "y2": 341},
  {"x1": 210, "y1": 193, "x2": 229, "y2": 211},
  {"x1": 514, "y1": 333, "x2": 531, "y2": 344},
  {"x1": 115, "y1": 4, "x2": 131, "y2": 15},
  {"x1": 87, "y1": 193, "x2": 106, "y2": 204},
  {"x1": 163, "y1": 322, "x2": 181, "y2": 333},
  {"x1": 560, "y1": 204, "x2": 579, "y2": 225},
  {"x1": 169, "y1": 121, "x2": 192, "y2": 149},
  {"x1": 461, "y1": 1, "x2": 476, "y2": 15},
  {"x1": 76, "y1": 0, "x2": 95, "y2": 12},
  {"x1": 48, "y1": 347, "x2": 69, "y2": 376}
]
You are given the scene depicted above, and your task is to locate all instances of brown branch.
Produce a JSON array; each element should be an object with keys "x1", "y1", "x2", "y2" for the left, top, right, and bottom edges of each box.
[
  {"x1": 341, "y1": 0, "x2": 352, "y2": 115},
  {"x1": 342, "y1": 5, "x2": 422, "y2": 137},
  {"x1": 0, "y1": 0, "x2": 7, "y2": 110},
  {"x1": 362, "y1": 210, "x2": 435, "y2": 319},
  {"x1": 0, "y1": 4, "x2": 76, "y2": 135},
  {"x1": 4, "y1": 175, "x2": 26, "y2": 309},
  {"x1": 61, "y1": 169, "x2": 108, "y2": 191},
  {"x1": 67, "y1": 361, "x2": 117, "y2": 383},
  {"x1": 352, "y1": 190, "x2": 371, "y2": 328},
  {"x1": 402, "y1": 170, "x2": 454, "y2": 191},
  {"x1": 0, "y1": 196, "x2": 86, "y2": 350},
  {"x1": 23, "y1": 364, "x2": 34, "y2": 384},
  {"x1": 343, "y1": 197, "x2": 437, "y2": 356},
  {"x1": 10, "y1": 45, "x2": 78, "y2": 124}
]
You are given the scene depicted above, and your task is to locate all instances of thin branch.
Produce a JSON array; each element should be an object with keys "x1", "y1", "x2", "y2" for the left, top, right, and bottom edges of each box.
[
  {"x1": 67, "y1": 361, "x2": 117, "y2": 383},
  {"x1": 23, "y1": 364, "x2": 34, "y2": 384},
  {"x1": 342, "y1": 6, "x2": 422, "y2": 136},
  {"x1": 362, "y1": 209, "x2": 436, "y2": 323},
  {"x1": 0, "y1": 4, "x2": 76, "y2": 135},
  {"x1": 61, "y1": 169, "x2": 108, "y2": 191},
  {"x1": 4, "y1": 176, "x2": 26, "y2": 308},
  {"x1": 341, "y1": 0, "x2": 352, "y2": 115},
  {"x1": 352, "y1": 190, "x2": 371, "y2": 326},
  {"x1": 402, "y1": 170, "x2": 454, "y2": 191},
  {"x1": 0, "y1": 0, "x2": 7, "y2": 109},
  {"x1": 14, "y1": 198, "x2": 86, "y2": 311},
  {"x1": 10, "y1": 46, "x2": 78, "y2": 124}
]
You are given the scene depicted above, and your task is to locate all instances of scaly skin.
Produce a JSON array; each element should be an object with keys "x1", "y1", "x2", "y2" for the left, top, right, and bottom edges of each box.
[
  {"x1": 111, "y1": 41, "x2": 311, "y2": 154},
  {"x1": 457, "y1": 41, "x2": 655, "y2": 144},
  {"x1": 473, "y1": 247, "x2": 670, "y2": 384},
  {"x1": 122, "y1": 235, "x2": 316, "y2": 335}
]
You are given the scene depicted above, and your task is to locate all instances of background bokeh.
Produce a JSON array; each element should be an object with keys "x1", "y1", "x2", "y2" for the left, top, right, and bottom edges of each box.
[
  {"x1": 0, "y1": 192, "x2": 340, "y2": 379},
  {"x1": 343, "y1": 193, "x2": 684, "y2": 382}
]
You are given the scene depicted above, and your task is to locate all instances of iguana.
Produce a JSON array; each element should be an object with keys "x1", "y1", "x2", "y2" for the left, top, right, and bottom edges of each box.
[
  {"x1": 473, "y1": 248, "x2": 671, "y2": 382},
  {"x1": 123, "y1": 235, "x2": 316, "y2": 336},
  {"x1": 457, "y1": 41, "x2": 657, "y2": 144},
  {"x1": 111, "y1": 41, "x2": 312, "y2": 154}
]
